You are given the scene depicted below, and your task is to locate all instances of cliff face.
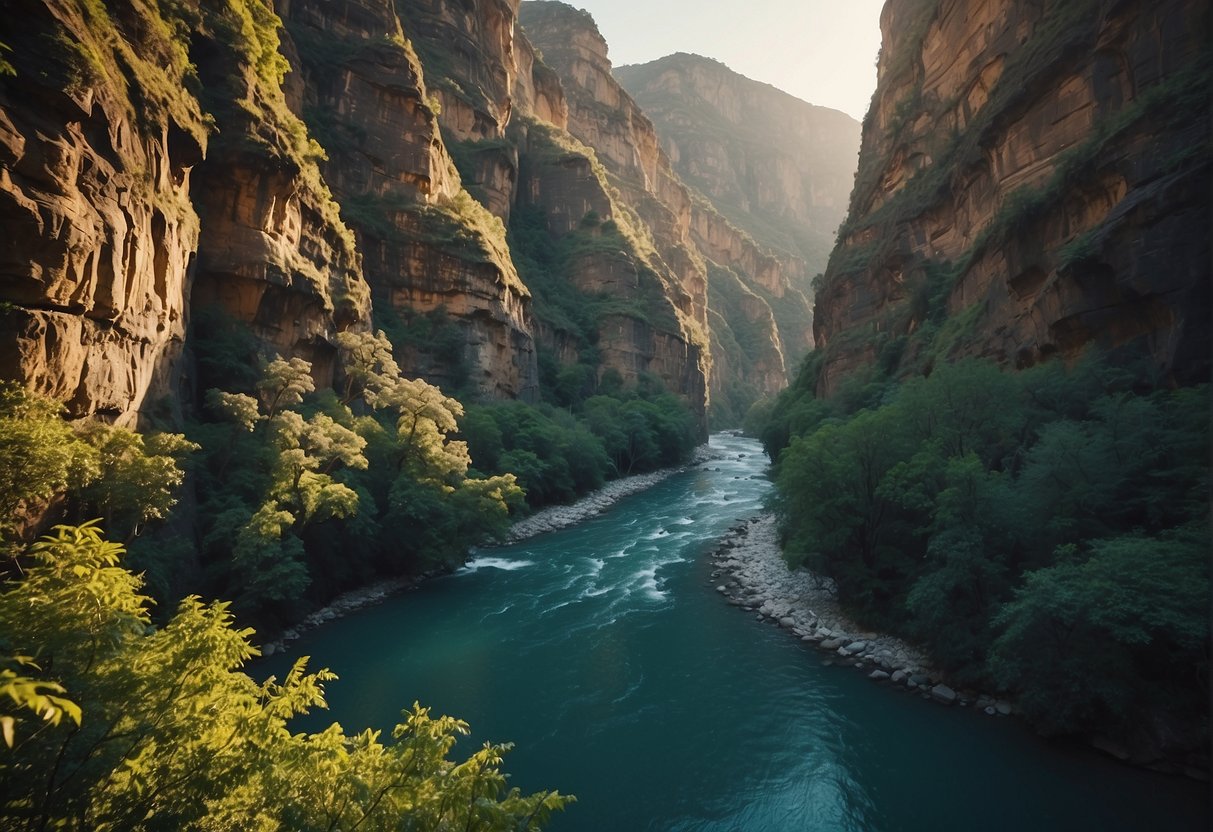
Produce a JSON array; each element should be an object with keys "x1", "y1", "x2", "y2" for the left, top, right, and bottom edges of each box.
[
  {"x1": 0, "y1": 0, "x2": 208, "y2": 423},
  {"x1": 280, "y1": 0, "x2": 539, "y2": 401},
  {"x1": 0, "y1": 0, "x2": 824, "y2": 429},
  {"x1": 190, "y1": 3, "x2": 372, "y2": 393},
  {"x1": 400, "y1": 0, "x2": 726, "y2": 422},
  {"x1": 518, "y1": 1, "x2": 817, "y2": 422},
  {"x1": 616, "y1": 53, "x2": 862, "y2": 282},
  {"x1": 0, "y1": 0, "x2": 376, "y2": 422},
  {"x1": 813, "y1": 0, "x2": 1210, "y2": 394}
]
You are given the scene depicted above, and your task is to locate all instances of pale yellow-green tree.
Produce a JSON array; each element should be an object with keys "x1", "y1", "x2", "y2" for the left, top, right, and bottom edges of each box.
[
  {"x1": 74, "y1": 423, "x2": 199, "y2": 539},
  {"x1": 0, "y1": 384, "x2": 97, "y2": 544},
  {"x1": 257, "y1": 356, "x2": 315, "y2": 417},
  {"x1": 335, "y1": 329, "x2": 401, "y2": 406}
]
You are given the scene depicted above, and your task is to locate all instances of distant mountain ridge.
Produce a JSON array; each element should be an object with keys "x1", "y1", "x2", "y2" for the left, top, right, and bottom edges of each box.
[{"x1": 615, "y1": 52, "x2": 861, "y2": 282}]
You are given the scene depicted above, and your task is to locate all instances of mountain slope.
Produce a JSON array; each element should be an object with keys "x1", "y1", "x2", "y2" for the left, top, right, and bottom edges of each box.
[
  {"x1": 519, "y1": 1, "x2": 817, "y2": 424},
  {"x1": 616, "y1": 52, "x2": 861, "y2": 282}
]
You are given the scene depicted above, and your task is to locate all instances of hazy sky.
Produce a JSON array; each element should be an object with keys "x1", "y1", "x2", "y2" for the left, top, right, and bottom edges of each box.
[{"x1": 542, "y1": 0, "x2": 885, "y2": 121}]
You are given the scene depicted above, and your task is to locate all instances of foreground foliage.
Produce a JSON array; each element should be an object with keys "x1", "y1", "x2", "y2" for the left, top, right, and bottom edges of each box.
[
  {"x1": 764, "y1": 355, "x2": 1210, "y2": 746},
  {"x1": 0, "y1": 523, "x2": 572, "y2": 830}
]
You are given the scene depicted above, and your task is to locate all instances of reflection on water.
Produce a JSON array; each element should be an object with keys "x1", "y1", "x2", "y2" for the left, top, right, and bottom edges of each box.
[{"x1": 262, "y1": 434, "x2": 1207, "y2": 832}]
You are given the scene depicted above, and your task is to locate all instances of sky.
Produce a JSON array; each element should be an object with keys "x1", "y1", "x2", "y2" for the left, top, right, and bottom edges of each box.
[{"x1": 547, "y1": 0, "x2": 885, "y2": 122}]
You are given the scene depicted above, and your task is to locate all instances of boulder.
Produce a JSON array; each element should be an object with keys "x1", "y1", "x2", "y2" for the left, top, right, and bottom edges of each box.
[
  {"x1": 891, "y1": 670, "x2": 907, "y2": 684},
  {"x1": 779, "y1": 616, "x2": 796, "y2": 628},
  {"x1": 868, "y1": 669, "x2": 890, "y2": 681},
  {"x1": 930, "y1": 684, "x2": 958, "y2": 705},
  {"x1": 820, "y1": 638, "x2": 842, "y2": 650},
  {"x1": 845, "y1": 640, "x2": 868, "y2": 653}
]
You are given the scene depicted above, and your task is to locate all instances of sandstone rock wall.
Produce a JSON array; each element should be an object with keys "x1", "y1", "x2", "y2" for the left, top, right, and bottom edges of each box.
[
  {"x1": 282, "y1": 0, "x2": 539, "y2": 401},
  {"x1": 813, "y1": 0, "x2": 1210, "y2": 394},
  {"x1": 189, "y1": 0, "x2": 372, "y2": 394},
  {"x1": 0, "y1": 0, "x2": 209, "y2": 423},
  {"x1": 0, "y1": 0, "x2": 826, "y2": 429},
  {"x1": 519, "y1": 1, "x2": 819, "y2": 419},
  {"x1": 513, "y1": 118, "x2": 708, "y2": 416}
]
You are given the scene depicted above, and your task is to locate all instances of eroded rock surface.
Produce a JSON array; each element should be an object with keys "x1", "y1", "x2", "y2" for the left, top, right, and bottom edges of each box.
[{"x1": 812, "y1": 0, "x2": 1210, "y2": 393}]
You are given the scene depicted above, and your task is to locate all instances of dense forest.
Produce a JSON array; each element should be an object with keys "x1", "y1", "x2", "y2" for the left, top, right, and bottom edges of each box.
[{"x1": 758, "y1": 353, "x2": 1209, "y2": 751}]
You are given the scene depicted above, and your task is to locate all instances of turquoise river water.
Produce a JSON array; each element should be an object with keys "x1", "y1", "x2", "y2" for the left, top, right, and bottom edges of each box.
[{"x1": 262, "y1": 433, "x2": 1208, "y2": 831}]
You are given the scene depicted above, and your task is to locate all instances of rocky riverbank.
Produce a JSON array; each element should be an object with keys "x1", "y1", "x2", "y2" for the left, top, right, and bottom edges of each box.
[
  {"x1": 708, "y1": 513, "x2": 1015, "y2": 716},
  {"x1": 502, "y1": 444, "x2": 722, "y2": 542},
  {"x1": 262, "y1": 445, "x2": 721, "y2": 655}
]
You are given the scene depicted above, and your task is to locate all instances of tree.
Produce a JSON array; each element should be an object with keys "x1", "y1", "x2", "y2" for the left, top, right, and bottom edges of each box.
[
  {"x1": 334, "y1": 329, "x2": 401, "y2": 406},
  {"x1": 74, "y1": 424, "x2": 199, "y2": 541},
  {"x1": 0, "y1": 384, "x2": 96, "y2": 545},
  {"x1": 0, "y1": 523, "x2": 573, "y2": 830},
  {"x1": 989, "y1": 528, "x2": 1209, "y2": 735},
  {"x1": 256, "y1": 356, "x2": 315, "y2": 417}
]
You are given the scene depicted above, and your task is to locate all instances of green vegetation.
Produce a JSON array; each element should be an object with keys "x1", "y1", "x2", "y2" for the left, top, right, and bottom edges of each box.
[
  {"x1": 707, "y1": 266, "x2": 778, "y2": 428},
  {"x1": 0, "y1": 524, "x2": 571, "y2": 829},
  {"x1": 463, "y1": 385, "x2": 699, "y2": 510},
  {"x1": 0, "y1": 341, "x2": 573, "y2": 826},
  {"x1": 0, "y1": 384, "x2": 195, "y2": 551},
  {"x1": 762, "y1": 354, "x2": 1210, "y2": 743},
  {"x1": 187, "y1": 323, "x2": 523, "y2": 626}
]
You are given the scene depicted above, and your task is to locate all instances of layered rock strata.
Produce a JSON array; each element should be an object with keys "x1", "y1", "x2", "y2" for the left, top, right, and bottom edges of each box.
[
  {"x1": 0, "y1": 0, "x2": 209, "y2": 423},
  {"x1": 280, "y1": 0, "x2": 538, "y2": 400},
  {"x1": 519, "y1": 1, "x2": 818, "y2": 421},
  {"x1": 812, "y1": 0, "x2": 1210, "y2": 394},
  {"x1": 189, "y1": 6, "x2": 372, "y2": 392}
]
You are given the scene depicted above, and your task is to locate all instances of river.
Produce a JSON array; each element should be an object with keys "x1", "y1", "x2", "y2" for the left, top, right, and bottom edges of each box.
[{"x1": 261, "y1": 433, "x2": 1208, "y2": 831}]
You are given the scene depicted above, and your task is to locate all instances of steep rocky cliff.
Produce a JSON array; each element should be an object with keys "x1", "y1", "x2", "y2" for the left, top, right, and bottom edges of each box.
[
  {"x1": 402, "y1": 0, "x2": 713, "y2": 421},
  {"x1": 279, "y1": 0, "x2": 539, "y2": 401},
  {"x1": 0, "y1": 0, "x2": 209, "y2": 424},
  {"x1": 0, "y1": 0, "x2": 825, "y2": 430},
  {"x1": 616, "y1": 53, "x2": 861, "y2": 282},
  {"x1": 0, "y1": 0, "x2": 377, "y2": 422},
  {"x1": 811, "y1": 0, "x2": 1210, "y2": 394},
  {"x1": 190, "y1": 1, "x2": 372, "y2": 393},
  {"x1": 518, "y1": 1, "x2": 817, "y2": 423}
]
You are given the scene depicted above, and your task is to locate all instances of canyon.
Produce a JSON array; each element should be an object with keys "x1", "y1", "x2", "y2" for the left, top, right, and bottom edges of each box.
[{"x1": 0, "y1": 0, "x2": 849, "y2": 431}]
